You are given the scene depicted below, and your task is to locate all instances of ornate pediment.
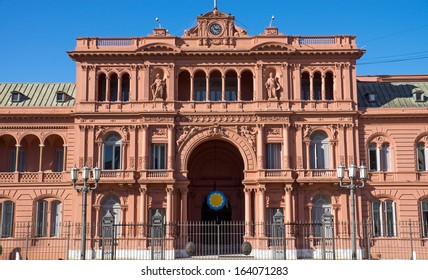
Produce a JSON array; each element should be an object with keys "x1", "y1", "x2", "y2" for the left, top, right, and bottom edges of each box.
[
  {"x1": 183, "y1": 8, "x2": 247, "y2": 44},
  {"x1": 137, "y1": 43, "x2": 181, "y2": 54},
  {"x1": 251, "y1": 42, "x2": 295, "y2": 53}
]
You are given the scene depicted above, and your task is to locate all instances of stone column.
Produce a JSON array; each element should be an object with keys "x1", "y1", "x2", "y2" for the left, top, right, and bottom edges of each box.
[
  {"x1": 167, "y1": 125, "x2": 175, "y2": 171},
  {"x1": 139, "y1": 185, "x2": 148, "y2": 237},
  {"x1": 141, "y1": 125, "x2": 148, "y2": 169},
  {"x1": 166, "y1": 185, "x2": 174, "y2": 237},
  {"x1": 206, "y1": 75, "x2": 210, "y2": 101},
  {"x1": 257, "y1": 124, "x2": 264, "y2": 169},
  {"x1": 118, "y1": 75, "x2": 123, "y2": 102},
  {"x1": 97, "y1": 142, "x2": 102, "y2": 168},
  {"x1": 39, "y1": 144, "x2": 44, "y2": 172},
  {"x1": 321, "y1": 74, "x2": 326, "y2": 101},
  {"x1": 244, "y1": 187, "x2": 252, "y2": 237},
  {"x1": 62, "y1": 144, "x2": 68, "y2": 172},
  {"x1": 305, "y1": 142, "x2": 310, "y2": 170},
  {"x1": 283, "y1": 124, "x2": 290, "y2": 169},
  {"x1": 256, "y1": 184, "x2": 266, "y2": 237},
  {"x1": 309, "y1": 73, "x2": 314, "y2": 101},
  {"x1": 130, "y1": 65, "x2": 138, "y2": 102},
  {"x1": 237, "y1": 75, "x2": 241, "y2": 101},
  {"x1": 190, "y1": 75, "x2": 194, "y2": 101},
  {"x1": 180, "y1": 186, "x2": 188, "y2": 225},
  {"x1": 284, "y1": 185, "x2": 293, "y2": 223},
  {"x1": 221, "y1": 75, "x2": 226, "y2": 101},
  {"x1": 105, "y1": 76, "x2": 111, "y2": 101},
  {"x1": 15, "y1": 144, "x2": 20, "y2": 172}
]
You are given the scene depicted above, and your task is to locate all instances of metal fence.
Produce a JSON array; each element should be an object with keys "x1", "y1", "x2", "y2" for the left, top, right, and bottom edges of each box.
[{"x1": 0, "y1": 219, "x2": 427, "y2": 260}]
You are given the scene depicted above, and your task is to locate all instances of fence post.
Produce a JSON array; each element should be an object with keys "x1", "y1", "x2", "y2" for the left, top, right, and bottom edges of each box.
[
  {"x1": 66, "y1": 222, "x2": 71, "y2": 260},
  {"x1": 409, "y1": 219, "x2": 414, "y2": 260},
  {"x1": 25, "y1": 222, "x2": 30, "y2": 260},
  {"x1": 365, "y1": 220, "x2": 371, "y2": 260}
]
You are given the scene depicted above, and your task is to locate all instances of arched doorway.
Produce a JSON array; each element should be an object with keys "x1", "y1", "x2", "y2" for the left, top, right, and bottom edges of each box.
[{"x1": 187, "y1": 139, "x2": 245, "y2": 222}]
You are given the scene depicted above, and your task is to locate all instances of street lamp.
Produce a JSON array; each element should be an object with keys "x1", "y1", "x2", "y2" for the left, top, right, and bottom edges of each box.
[
  {"x1": 336, "y1": 162, "x2": 367, "y2": 260},
  {"x1": 71, "y1": 165, "x2": 101, "y2": 260}
]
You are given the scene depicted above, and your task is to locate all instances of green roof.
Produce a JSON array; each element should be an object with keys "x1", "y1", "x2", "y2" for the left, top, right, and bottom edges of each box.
[
  {"x1": 0, "y1": 83, "x2": 75, "y2": 107},
  {"x1": 357, "y1": 81, "x2": 428, "y2": 108}
]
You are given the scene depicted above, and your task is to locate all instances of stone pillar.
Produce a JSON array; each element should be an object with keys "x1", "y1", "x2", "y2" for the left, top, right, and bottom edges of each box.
[
  {"x1": 256, "y1": 64, "x2": 263, "y2": 101},
  {"x1": 321, "y1": 74, "x2": 326, "y2": 101},
  {"x1": 283, "y1": 124, "x2": 290, "y2": 169},
  {"x1": 180, "y1": 186, "x2": 188, "y2": 224},
  {"x1": 97, "y1": 143, "x2": 102, "y2": 168},
  {"x1": 118, "y1": 75, "x2": 123, "y2": 102},
  {"x1": 15, "y1": 145, "x2": 20, "y2": 172},
  {"x1": 139, "y1": 185, "x2": 148, "y2": 237},
  {"x1": 257, "y1": 124, "x2": 264, "y2": 169},
  {"x1": 244, "y1": 187, "x2": 252, "y2": 237},
  {"x1": 130, "y1": 65, "x2": 138, "y2": 102},
  {"x1": 284, "y1": 185, "x2": 293, "y2": 223},
  {"x1": 256, "y1": 184, "x2": 266, "y2": 237},
  {"x1": 206, "y1": 75, "x2": 210, "y2": 101},
  {"x1": 309, "y1": 73, "x2": 314, "y2": 101},
  {"x1": 167, "y1": 125, "x2": 175, "y2": 170},
  {"x1": 141, "y1": 125, "x2": 148, "y2": 169},
  {"x1": 190, "y1": 75, "x2": 194, "y2": 101},
  {"x1": 166, "y1": 185, "x2": 174, "y2": 237},
  {"x1": 237, "y1": 75, "x2": 242, "y2": 101},
  {"x1": 39, "y1": 144, "x2": 44, "y2": 172},
  {"x1": 105, "y1": 76, "x2": 111, "y2": 101},
  {"x1": 281, "y1": 63, "x2": 289, "y2": 101},
  {"x1": 295, "y1": 125, "x2": 304, "y2": 170},
  {"x1": 221, "y1": 75, "x2": 226, "y2": 101},
  {"x1": 305, "y1": 142, "x2": 310, "y2": 170},
  {"x1": 63, "y1": 144, "x2": 68, "y2": 172}
]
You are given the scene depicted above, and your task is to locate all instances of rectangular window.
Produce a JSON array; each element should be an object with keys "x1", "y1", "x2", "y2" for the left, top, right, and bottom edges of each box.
[
  {"x1": 368, "y1": 145, "x2": 378, "y2": 171},
  {"x1": 151, "y1": 144, "x2": 166, "y2": 170},
  {"x1": 195, "y1": 90, "x2": 206, "y2": 101},
  {"x1": 266, "y1": 143, "x2": 281, "y2": 169},
  {"x1": 0, "y1": 201, "x2": 14, "y2": 238},
  {"x1": 421, "y1": 201, "x2": 428, "y2": 237},
  {"x1": 417, "y1": 144, "x2": 427, "y2": 171},
  {"x1": 372, "y1": 200, "x2": 396, "y2": 237},
  {"x1": 104, "y1": 145, "x2": 113, "y2": 170},
  {"x1": 36, "y1": 201, "x2": 48, "y2": 237}
]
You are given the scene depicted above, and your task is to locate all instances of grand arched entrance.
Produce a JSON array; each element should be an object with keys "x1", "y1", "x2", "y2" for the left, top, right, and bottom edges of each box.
[{"x1": 187, "y1": 139, "x2": 245, "y2": 222}]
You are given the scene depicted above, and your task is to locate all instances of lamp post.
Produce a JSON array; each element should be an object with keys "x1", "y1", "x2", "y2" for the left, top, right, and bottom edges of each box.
[
  {"x1": 336, "y1": 163, "x2": 367, "y2": 260},
  {"x1": 71, "y1": 166, "x2": 101, "y2": 260}
]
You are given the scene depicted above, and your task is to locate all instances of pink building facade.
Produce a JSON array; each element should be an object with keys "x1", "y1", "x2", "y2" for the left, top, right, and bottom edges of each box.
[{"x1": 0, "y1": 8, "x2": 427, "y2": 259}]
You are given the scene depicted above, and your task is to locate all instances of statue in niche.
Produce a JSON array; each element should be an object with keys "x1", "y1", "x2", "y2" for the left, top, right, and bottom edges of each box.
[
  {"x1": 150, "y1": 73, "x2": 165, "y2": 100},
  {"x1": 265, "y1": 72, "x2": 280, "y2": 100}
]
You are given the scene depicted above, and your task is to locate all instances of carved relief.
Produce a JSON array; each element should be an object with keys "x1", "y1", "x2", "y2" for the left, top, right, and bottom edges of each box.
[
  {"x1": 239, "y1": 126, "x2": 256, "y2": 151},
  {"x1": 209, "y1": 124, "x2": 226, "y2": 137},
  {"x1": 176, "y1": 126, "x2": 200, "y2": 148}
]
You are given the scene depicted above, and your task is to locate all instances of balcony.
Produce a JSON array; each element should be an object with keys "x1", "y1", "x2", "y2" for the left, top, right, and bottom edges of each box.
[
  {"x1": 0, "y1": 172, "x2": 65, "y2": 184},
  {"x1": 296, "y1": 169, "x2": 337, "y2": 183}
]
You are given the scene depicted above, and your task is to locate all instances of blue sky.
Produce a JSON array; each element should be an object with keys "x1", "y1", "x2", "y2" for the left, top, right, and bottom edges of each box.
[{"x1": 0, "y1": 0, "x2": 427, "y2": 82}]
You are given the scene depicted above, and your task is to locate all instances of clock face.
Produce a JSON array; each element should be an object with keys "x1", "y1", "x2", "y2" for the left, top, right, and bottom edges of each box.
[{"x1": 209, "y1": 23, "x2": 222, "y2": 35}]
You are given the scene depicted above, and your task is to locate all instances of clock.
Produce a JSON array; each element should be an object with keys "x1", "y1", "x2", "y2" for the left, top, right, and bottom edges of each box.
[{"x1": 209, "y1": 23, "x2": 222, "y2": 35}]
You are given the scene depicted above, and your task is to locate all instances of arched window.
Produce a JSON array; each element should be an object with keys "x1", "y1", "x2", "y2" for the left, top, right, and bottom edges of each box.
[
  {"x1": 178, "y1": 71, "x2": 191, "y2": 101},
  {"x1": 240, "y1": 70, "x2": 254, "y2": 101},
  {"x1": 310, "y1": 131, "x2": 329, "y2": 169},
  {"x1": 101, "y1": 196, "x2": 121, "y2": 225},
  {"x1": 417, "y1": 142, "x2": 428, "y2": 171},
  {"x1": 372, "y1": 200, "x2": 396, "y2": 237},
  {"x1": 368, "y1": 141, "x2": 392, "y2": 172},
  {"x1": 421, "y1": 200, "x2": 428, "y2": 237},
  {"x1": 98, "y1": 73, "x2": 107, "y2": 102},
  {"x1": 312, "y1": 195, "x2": 331, "y2": 237},
  {"x1": 121, "y1": 73, "x2": 130, "y2": 102},
  {"x1": 0, "y1": 200, "x2": 14, "y2": 238},
  {"x1": 103, "y1": 133, "x2": 122, "y2": 170},
  {"x1": 225, "y1": 71, "x2": 237, "y2": 101},
  {"x1": 194, "y1": 71, "x2": 206, "y2": 101},
  {"x1": 209, "y1": 71, "x2": 222, "y2": 101},
  {"x1": 313, "y1": 72, "x2": 322, "y2": 100},
  {"x1": 325, "y1": 72, "x2": 334, "y2": 100},
  {"x1": 36, "y1": 199, "x2": 62, "y2": 237},
  {"x1": 109, "y1": 74, "x2": 118, "y2": 102},
  {"x1": 301, "y1": 72, "x2": 310, "y2": 100}
]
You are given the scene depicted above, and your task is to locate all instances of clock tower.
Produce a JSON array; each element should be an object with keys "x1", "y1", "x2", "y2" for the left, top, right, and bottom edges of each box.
[{"x1": 183, "y1": 7, "x2": 248, "y2": 46}]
